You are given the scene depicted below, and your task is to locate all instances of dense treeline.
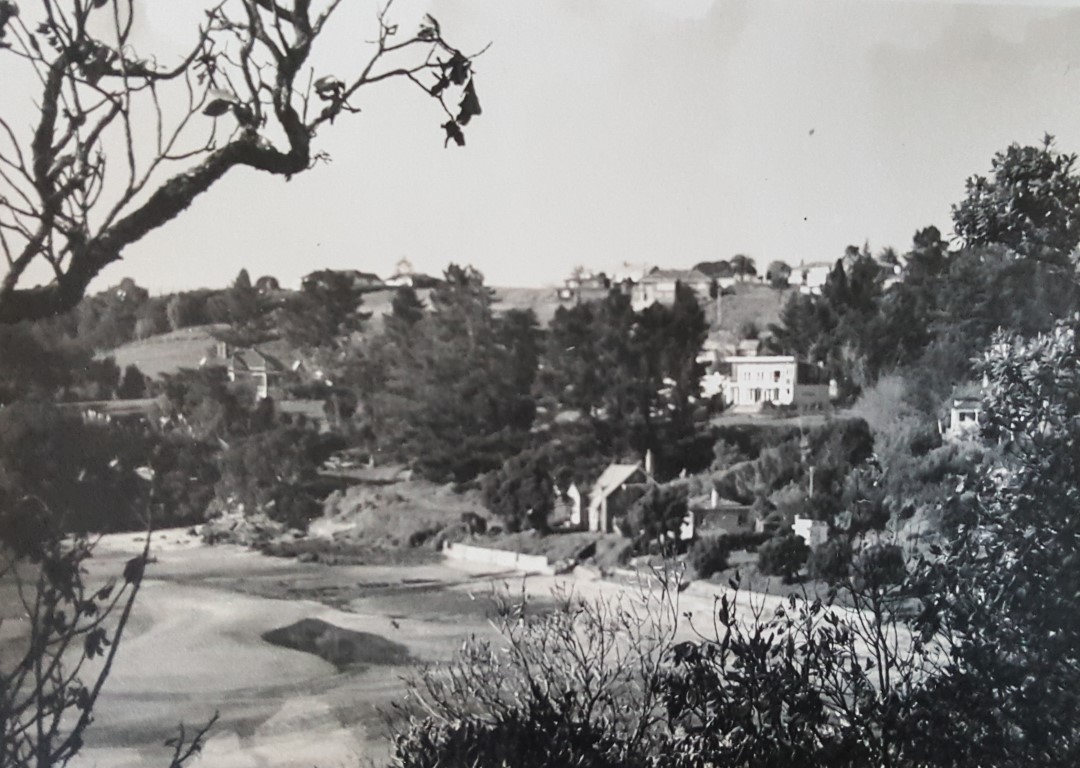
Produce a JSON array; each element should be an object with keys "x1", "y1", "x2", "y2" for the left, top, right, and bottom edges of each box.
[
  {"x1": 2, "y1": 127, "x2": 1080, "y2": 765},
  {"x1": 389, "y1": 139, "x2": 1080, "y2": 768}
]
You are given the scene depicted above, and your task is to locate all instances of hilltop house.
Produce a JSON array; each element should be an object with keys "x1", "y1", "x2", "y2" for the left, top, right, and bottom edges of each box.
[
  {"x1": 226, "y1": 347, "x2": 286, "y2": 399},
  {"x1": 631, "y1": 268, "x2": 713, "y2": 310},
  {"x1": 301, "y1": 269, "x2": 383, "y2": 293},
  {"x1": 384, "y1": 257, "x2": 441, "y2": 288},
  {"x1": 588, "y1": 462, "x2": 654, "y2": 533},
  {"x1": 722, "y1": 355, "x2": 830, "y2": 411},
  {"x1": 556, "y1": 269, "x2": 612, "y2": 304},
  {"x1": 798, "y1": 261, "x2": 834, "y2": 295}
]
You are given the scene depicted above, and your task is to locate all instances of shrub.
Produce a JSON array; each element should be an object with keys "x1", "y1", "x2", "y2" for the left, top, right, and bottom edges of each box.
[
  {"x1": 688, "y1": 536, "x2": 729, "y2": 579},
  {"x1": 757, "y1": 533, "x2": 809, "y2": 583},
  {"x1": 482, "y1": 447, "x2": 554, "y2": 532},
  {"x1": 392, "y1": 585, "x2": 673, "y2": 768},
  {"x1": 807, "y1": 537, "x2": 852, "y2": 583},
  {"x1": 620, "y1": 485, "x2": 688, "y2": 548},
  {"x1": 720, "y1": 530, "x2": 771, "y2": 552},
  {"x1": 407, "y1": 525, "x2": 443, "y2": 548},
  {"x1": 460, "y1": 511, "x2": 487, "y2": 535},
  {"x1": 213, "y1": 426, "x2": 322, "y2": 532},
  {"x1": 852, "y1": 543, "x2": 906, "y2": 590}
]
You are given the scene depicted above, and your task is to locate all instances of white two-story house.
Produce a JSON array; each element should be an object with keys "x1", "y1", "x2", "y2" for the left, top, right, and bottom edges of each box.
[{"x1": 722, "y1": 355, "x2": 830, "y2": 411}]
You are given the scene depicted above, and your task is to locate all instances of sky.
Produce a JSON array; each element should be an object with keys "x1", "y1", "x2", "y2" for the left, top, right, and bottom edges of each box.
[{"x1": 10, "y1": 0, "x2": 1080, "y2": 293}]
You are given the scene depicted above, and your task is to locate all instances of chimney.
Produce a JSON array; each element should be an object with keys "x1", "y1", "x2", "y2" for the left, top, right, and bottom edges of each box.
[{"x1": 644, "y1": 449, "x2": 654, "y2": 476}]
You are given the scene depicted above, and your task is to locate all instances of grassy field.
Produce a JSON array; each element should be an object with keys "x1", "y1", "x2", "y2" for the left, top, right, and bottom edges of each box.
[
  {"x1": 714, "y1": 282, "x2": 793, "y2": 334},
  {"x1": 107, "y1": 324, "x2": 227, "y2": 378}
]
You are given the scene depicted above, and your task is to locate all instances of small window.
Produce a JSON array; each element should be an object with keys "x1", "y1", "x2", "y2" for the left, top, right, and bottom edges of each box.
[{"x1": 773, "y1": 370, "x2": 781, "y2": 382}]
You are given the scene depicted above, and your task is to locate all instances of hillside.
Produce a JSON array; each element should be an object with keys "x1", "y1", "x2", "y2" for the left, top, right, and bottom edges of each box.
[
  {"x1": 107, "y1": 325, "x2": 227, "y2": 378},
  {"x1": 104, "y1": 284, "x2": 789, "y2": 379},
  {"x1": 715, "y1": 283, "x2": 794, "y2": 335}
]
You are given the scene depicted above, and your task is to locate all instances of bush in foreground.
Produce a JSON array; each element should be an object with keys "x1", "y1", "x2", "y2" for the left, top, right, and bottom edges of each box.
[{"x1": 391, "y1": 571, "x2": 934, "y2": 768}]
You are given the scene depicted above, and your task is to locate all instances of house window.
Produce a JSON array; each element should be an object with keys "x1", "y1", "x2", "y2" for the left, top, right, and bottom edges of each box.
[{"x1": 773, "y1": 370, "x2": 781, "y2": 382}]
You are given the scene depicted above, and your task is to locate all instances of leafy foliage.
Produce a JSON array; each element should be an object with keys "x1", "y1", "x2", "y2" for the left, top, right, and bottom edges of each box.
[
  {"x1": 276, "y1": 269, "x2": 371, "y2": 349},
  {"x1": 0, "y1": 402, "x2": 150, "y2": 534},
  {"x1": 536, "y1": 283, "x2": 707, "y2": 473},
  {"x1": 953, "y1": 135, "x2": 1080, "y2": 266},
  {"x1": 806, "y1": 536, "x2": 851, "y2": 583},
  {"x1": 756, "y1": 533, "x2": 809, "y2": 583},
  {"x1": 482, "y1": 448, "x2": 556, "y2": 532},
  {"x1": 213, "y1": 426, "x2": 325, "y2": 530},
  {"x1": 393, "y1": 585, "x2": 676, "y2": 768},
  {"x1": 911, "y1": 317, "x2": 1080, "y2": 765},
  {"x1": 360, "y1": 265, "x2": 536, "y2": 482},
  {"x1": 620, "y1": 484, "x2": 687, "y2": 547},
  {"x1": 687, "y1": 535, "x2": 729, "y2": 578}
]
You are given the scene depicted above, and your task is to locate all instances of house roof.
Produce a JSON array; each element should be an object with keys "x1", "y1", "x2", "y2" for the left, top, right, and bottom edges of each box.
[
  {"x1": 642, "y1": 268, "x2": 710, "y2": 284},
  {"x1": 592, "y1": 463, "x2": 647, "y2": 500},
  {"x1": 723, "y1": 355, "x2": 797, "y2": 365},
  {"x1": 952, "y1": 397, "x2": 983, "y2": 408},
  {"x1": 229, "y1": 347, "x2": 285, "y2": 372}
]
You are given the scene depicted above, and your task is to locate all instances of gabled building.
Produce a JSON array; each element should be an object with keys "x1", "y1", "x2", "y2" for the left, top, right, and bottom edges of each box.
[
  {"x1": 680, "y1": 490, "x2": 754, "y2": 540},
  {"x1": 226, "y1": 347, "x2": 286, "y2": 399},
  {"x1": 384, "y1": 257, "x2": 441, "y2": 289},
  {"x1": 556, "y1": 269, "x2": 612, "y2": 304},
  {"x1": 587, "y1": 462, "x2": 654, "y2": 533},
  {"x1": 631, "y1": 268, "x2": 713, "y2": 310}
]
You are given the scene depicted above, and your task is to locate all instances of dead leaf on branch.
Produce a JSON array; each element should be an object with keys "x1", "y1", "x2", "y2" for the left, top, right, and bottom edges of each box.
[
  {"x1": 443, "y1": 120, "x2": 465, "y2": 148},
  {"x1": 457, "y1": 79, "x2": 481, "y2": 126}
]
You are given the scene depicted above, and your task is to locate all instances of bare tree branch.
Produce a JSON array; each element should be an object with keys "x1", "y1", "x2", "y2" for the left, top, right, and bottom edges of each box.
[{"x1": 0, "y1": 0, "x2": 486, "y2": 324}]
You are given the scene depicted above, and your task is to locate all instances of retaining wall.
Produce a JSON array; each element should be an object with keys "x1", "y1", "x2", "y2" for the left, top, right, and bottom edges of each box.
[{"x1": 443, "y1": 542, "x2": 555, "y2": 575}]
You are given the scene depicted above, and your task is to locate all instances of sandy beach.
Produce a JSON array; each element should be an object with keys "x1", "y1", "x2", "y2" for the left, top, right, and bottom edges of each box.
[{"x1": 63, "y1": 531, "x2": 810, "y2": 768}]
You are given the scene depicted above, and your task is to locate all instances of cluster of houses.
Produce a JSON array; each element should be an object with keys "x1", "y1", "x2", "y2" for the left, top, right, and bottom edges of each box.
[
  {"x1": 300, "y1": 257, "x2": 442, "y2": 293},
  {"x1": 555, "y1": 261, "x2": 842, "y2": 310},
  {"x1": 551, "y1": 451, "x2": 829, "y2": 549}
]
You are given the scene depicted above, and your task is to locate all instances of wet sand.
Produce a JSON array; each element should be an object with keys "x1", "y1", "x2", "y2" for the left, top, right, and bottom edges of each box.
[
  {"x1": 64, "y1": 531, "x2": 820, "y2": 767},
  {"x1": 70, "y1": 533, "x2": 566, "y2": 767}
]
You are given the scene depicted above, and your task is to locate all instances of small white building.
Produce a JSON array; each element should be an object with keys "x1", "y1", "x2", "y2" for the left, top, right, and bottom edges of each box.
[
  {"x1": 588, "y1": 462, "x2": 652, "y2": 533},
  {"x1": 798, "y1": 261, "x2": 834, "y2": 295},
  {"x1": 722, "y1": 355, "x2": 830, "y2": 411},
  {"x1": 794, "y1": 516, "x2": 829, "y2": 548},
  {"x1": 561, "y1": 483, "x2": 584, "y2": 529},
  {"x1": 942, "y1": 397, "x2": 985, "y2": 441}
]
